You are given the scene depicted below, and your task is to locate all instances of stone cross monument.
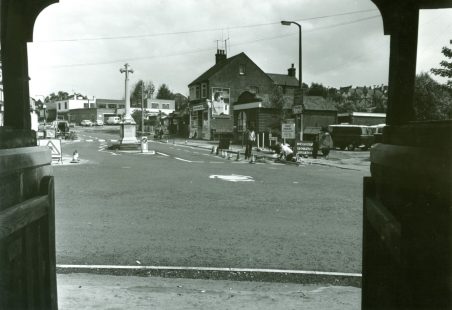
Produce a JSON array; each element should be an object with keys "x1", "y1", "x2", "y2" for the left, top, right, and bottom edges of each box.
[{"x1": 119, "y1": 63, "x2": 138, "y2": 147}]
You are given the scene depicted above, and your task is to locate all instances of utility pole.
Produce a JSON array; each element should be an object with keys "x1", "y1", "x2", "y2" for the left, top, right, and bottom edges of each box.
[
  {"x1": 141, "y1": 81, "x2": 144, "y2": 137},
  {"x1": 120, "y1": 63, "x2": 134, "y2": 123}
]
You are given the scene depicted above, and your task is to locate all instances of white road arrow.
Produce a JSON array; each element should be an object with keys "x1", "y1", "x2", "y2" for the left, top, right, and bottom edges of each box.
[{"x1": 209, "y1": 174, "x2": 254, "y2": 182}]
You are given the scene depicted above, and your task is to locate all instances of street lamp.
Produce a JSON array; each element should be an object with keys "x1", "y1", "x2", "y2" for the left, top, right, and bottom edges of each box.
[
  {"x1": 281, "y1": 20, "x2": 302, "y2": 90},
  {"x1": 281, "y1": 20, "x2": 303, "y2": 140}
]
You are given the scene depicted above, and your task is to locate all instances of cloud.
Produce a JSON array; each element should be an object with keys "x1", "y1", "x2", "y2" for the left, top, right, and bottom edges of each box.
[{"x1": 27, "y1": 0, "x2": 452, "y2": 99}]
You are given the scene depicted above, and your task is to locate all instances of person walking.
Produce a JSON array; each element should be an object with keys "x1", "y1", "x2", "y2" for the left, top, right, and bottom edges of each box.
[
  {"x1": 244, "y1": 126, "x2": 256, "y2": 160},
  {"x1": 319, "y1": 127, "x2": 334, "y2": 159}
]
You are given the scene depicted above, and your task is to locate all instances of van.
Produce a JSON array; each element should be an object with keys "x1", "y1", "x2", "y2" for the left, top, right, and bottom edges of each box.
[
  {"x1": 106, "y1": 116, "x2": 121, "y2": 125},
  {"x1": 329, "y1": 124, "x2": 374, "y2": 151}
]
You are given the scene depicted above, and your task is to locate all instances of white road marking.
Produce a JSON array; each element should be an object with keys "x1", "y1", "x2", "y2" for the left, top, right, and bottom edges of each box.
[
  {"x1": 175, "y1": 157, "x2": 192, "y2": 162},
  {"x1": 98, "y1": 139, "x2": 105, "y2": 142},
  {"x1": 175, "y1": 157, "x2": 203, "y2": 163},
  {"x1": 56, "y1": 264, "x2": 362, "y2": 278},
  {"x1": 110, "y1": 139, "x2": 118, "y2": 142},
  {"x1": 209, "y1": 161, "x2": 224, "y2": 164},
  {"x1": 86, "y1": 139, "x2": 93, "y2": 142},
  {"x1": 209, "y1": 174, "x2": 254, "y2": 182},
  {"x1": 156, "y1": 152, "x2": 169, "y2": 157}
]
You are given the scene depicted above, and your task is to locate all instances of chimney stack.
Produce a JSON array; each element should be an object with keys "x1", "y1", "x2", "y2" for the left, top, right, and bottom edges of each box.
[
  {"x1": 215, "y1": 49, "x2": 227, "y2": 64},
  {"x1": 288, "y1": 63, "x2": 296, "y2": 77}
]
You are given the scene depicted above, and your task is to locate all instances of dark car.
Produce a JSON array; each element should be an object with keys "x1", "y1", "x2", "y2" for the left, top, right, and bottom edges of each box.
[{"x1": 329, "y1": 124, "x2": 374, "y2": 151}]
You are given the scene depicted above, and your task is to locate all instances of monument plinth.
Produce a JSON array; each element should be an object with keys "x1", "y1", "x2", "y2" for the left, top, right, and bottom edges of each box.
[{"x1": 119, "y1": 63, "x2": 139, "y2": 149}]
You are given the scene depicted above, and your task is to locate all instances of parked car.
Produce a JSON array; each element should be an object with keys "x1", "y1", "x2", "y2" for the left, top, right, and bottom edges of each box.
[
  {"x1": 370, "y1": 124, "x2": 385, "y2": 144},
  {"x1": 106, "y1": 116, "x2": 121, "y2": 125},
  {"x1": 80, "y1": 120, "x2": 93, "y2": 127},
  {"x1": 328, "y1": 124, "x2": 374, "y2": 151},
  {"x1": 95, "y1": 120, "x2": 104, "y2": 126}
]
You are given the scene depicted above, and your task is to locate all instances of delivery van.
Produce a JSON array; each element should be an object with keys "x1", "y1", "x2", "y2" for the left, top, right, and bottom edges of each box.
[{"x1": 106, "y1": 116, "x2": 121, "y2": 125}]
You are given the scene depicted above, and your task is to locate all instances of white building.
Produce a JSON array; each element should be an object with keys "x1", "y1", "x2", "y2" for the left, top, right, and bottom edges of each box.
[
  {"x1": 51, "y1": 95, "x2": 96, "y2": 113},
  {"x1": 145, "y1": 98, "x2": 175, "y2": 116}
]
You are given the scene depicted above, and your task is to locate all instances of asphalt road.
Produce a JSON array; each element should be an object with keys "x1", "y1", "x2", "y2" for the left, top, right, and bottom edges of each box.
[{"x1": 53, "y1": 126, "x2": 368, "y2": 273}]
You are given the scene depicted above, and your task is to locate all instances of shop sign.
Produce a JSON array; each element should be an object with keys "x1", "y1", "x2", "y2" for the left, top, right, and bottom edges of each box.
[
  {"x1": 192, "y1": 104, "x2": 205, "y2": 111},
  {"x1": 292, "y1": 105, "x2": 303, "y2": 114}
]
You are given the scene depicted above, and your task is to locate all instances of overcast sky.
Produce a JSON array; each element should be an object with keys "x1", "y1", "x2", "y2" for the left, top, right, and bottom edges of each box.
[{"x1": 27, "y1": 0, "x2": 452, "y2": 100}]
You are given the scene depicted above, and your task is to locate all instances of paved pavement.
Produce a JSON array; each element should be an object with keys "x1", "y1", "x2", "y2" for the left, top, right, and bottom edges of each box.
[
  {"x1": 57, "y1": 273, "x2": 360, "y2": 309},
  {"x1": 162, "y1": 138, "x2": 370, "y2": 172}
]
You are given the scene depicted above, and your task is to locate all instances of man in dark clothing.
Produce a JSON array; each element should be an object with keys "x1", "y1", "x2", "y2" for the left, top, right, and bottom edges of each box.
[{"x1": 244, "y1": 127, "x2": 256, "y2": 160}]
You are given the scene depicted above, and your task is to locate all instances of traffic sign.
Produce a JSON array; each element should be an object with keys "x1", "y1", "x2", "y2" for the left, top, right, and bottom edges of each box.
[
  {"x1": 281, "y1": 123, "x2": 296, "y2": 139},
  {"x1": 38, "y1": 139, "x2": 62, "y2": 162}
]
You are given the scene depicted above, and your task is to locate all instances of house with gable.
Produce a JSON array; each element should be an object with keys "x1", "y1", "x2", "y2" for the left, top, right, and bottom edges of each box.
[{"x1": 187, "y1": 49, "x2": 299, "y2": 140}]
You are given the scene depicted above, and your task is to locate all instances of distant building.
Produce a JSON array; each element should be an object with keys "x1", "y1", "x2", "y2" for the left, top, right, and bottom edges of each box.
[
  {"x1": 145, "y1": 98, "x2": 175, "y2": 116},
  {"x1": 338, "y1": 112, "x2": 386, "y2": 126}
]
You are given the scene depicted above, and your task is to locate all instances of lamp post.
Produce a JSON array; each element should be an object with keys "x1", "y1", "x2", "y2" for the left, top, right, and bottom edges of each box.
[
  {"x1": 42, "y1": 104, "x2": 47, "y2": 125},
  {"x1": 281, "y1": 20, "x2": 303, "y2": 140}
]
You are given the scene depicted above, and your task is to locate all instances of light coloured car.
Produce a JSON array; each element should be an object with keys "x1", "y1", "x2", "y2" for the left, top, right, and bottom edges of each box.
[
  {"x1": 80, "y1": 120, "x2": 93, "y2": 127},
  {"x1": 95, "y1": 120, "x2": 104, "y2": 126}
]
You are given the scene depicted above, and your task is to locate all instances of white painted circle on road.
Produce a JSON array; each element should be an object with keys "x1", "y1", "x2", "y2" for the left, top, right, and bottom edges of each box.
[{"x1": 209, "y1": 174, "x2": 254, "y2": 182}]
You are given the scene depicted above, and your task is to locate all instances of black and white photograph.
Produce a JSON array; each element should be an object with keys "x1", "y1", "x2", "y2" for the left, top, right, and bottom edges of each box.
[{"x1": 1, "y1": 0, "x2": 452, "y2": 309}]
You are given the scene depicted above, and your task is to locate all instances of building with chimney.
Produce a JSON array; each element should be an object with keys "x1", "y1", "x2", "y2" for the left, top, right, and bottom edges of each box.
[{"x1": 187, "y1": 49, "x2": 299, "y2": 140}]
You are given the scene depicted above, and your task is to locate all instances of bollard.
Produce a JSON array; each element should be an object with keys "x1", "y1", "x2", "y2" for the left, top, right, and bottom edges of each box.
[
  {"x1": 227, "y1": 151, "x2": 232, "y2": 160},
  {"x1": 141, "y1": 136, "x2": 148, "y2": 153},
  {"x1": 236, "y1": 151, "x2": 240, "y2": 161},
  {"x1": 71, "y1": 150, "x2": 80, "y2": 163},
  {"x1": 216, "y1": 147, "x2": 219, "y2": 156},
  {"x1": 211, "y1": 146, "x2": 215, "y2": 154},
  {"x1": 249, "y1": 154, "x2": 256, "y2": 164}
]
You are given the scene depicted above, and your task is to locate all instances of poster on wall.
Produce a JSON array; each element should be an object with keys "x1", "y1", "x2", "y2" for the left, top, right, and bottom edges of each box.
[{"x1": 211, "y1": 88, "x2": 230, "y2": 116}]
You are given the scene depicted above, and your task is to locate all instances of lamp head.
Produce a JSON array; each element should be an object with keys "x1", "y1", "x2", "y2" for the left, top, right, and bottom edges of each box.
[{"x1": 281, "y1": 21, "x2": 292, "y2": 26}]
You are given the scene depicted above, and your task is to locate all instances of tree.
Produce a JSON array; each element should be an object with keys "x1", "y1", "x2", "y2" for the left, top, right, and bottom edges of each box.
[
  {"x1": 156, "y1": 83, "x2": 175, "y2": 100},
  {"x1": 413, "y1": 72, "x2": 452, "y2": 120},
  {"x1": 431, "y1": 40, "x2": 452, "y2": 88},
  {"x1": 307, "y1": 82, "x2": 328, "y2": 97},
  {"x1": 45, "y1": 91, "x2": 69, "y2": 102},
  {"x1": 130, "y1": 80, "x2": 155, "y2": 107}
]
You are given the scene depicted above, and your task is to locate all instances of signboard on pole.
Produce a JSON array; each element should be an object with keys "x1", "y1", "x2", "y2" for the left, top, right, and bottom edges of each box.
[
  {"x1": 281, "y1": 123, "x2": 296, "y2": 139},
  {"x1": 38, "y1": 139, "x2": 62, "y2": 162}
]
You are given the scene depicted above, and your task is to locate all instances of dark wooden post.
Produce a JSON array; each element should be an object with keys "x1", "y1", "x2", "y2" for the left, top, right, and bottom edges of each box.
[{"x1": 385, "y1": 6, "x2": 419, "y2": 125}]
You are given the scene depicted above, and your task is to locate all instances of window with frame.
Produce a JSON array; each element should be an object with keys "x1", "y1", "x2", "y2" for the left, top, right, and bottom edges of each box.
[
  {"x1": 162, "y1": 104, "x2": 170, "y2": 109},
  {"x1": 195, "y1": 86, "x2": 200, "y2": 99},
  {"x1": 83, "y1": 103, "x2": 89, "y2": 108},
  {"x1": 151, "y1": 103, "x2": 159, "y2": 109},
  {"x1": 58, "y1": 103, "x2": 61, "y2": 110},
  {"x1": 250, "y1": 86, "x2": 259, "y2": 94},
  {"x1": 239, "y1": 64, "x2": 246, "y2": 75},
  {"x1": 64, "y1": 102, "x2": 68, "y2": 109},
  {"x1": 98, "y1": 104, "x2": 107, "y2": 108},
  {"x1": 201, "y1": 83, "x2": 207, "y2": 98}
]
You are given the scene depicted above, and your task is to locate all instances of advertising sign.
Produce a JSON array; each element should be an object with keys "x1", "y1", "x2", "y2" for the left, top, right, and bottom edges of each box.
[
  {"x1": 211, "y1": 87, "x2": 230, "y2": 116},
  {"x1": 281, "y1": 123, "x2": 296, "y2": 139},
  {"x1": 296, "y1": 141, "x2": 314, "y2": 157}
]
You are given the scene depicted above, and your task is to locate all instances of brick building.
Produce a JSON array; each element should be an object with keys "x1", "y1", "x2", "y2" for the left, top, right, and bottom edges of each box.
[{"x1": 187, "y1": 50, "x2": 298, "y2": 140}]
